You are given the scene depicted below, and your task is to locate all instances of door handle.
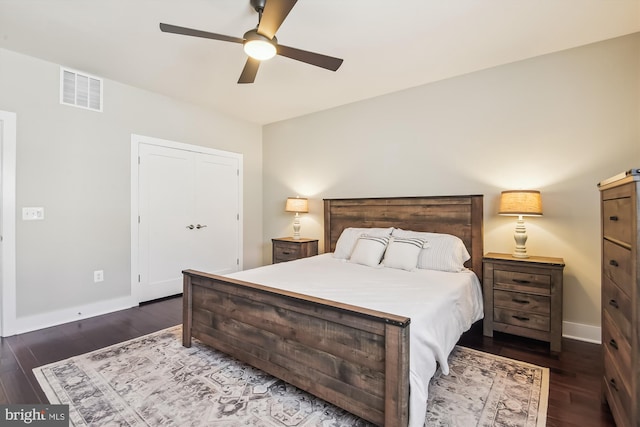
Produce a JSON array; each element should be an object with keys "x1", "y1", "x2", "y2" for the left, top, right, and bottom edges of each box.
[
  {"x1": 196, "y1": 224, "x2": 208, "y2": 229},
  {"x1": 186, "y1": 224, "x2": 195, "y2": 229}
]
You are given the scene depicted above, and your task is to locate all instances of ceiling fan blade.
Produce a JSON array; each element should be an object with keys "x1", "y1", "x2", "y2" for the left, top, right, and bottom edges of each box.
[
  {"x1": 159, "y1": 23, "x2": 244, "y2": 44},
  {"x1": 277, "y1": 44, "x2": 343, "y2": 71},
  {"x1": 238, "y1": 57, "x2": 261, "y2": 84},
  {"x1": 257, "y1": 0, "x2": 297, "y2": 39}
]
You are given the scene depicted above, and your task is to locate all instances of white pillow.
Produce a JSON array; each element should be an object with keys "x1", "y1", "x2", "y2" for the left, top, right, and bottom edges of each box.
[
  {"x1": 349, "y1": 235, "x2": 390, "y2": 267},
  {"x1": 333, "y1": 227, "x2": 394, "y2": 260},
  {"x1": 392, "y1": 229, "x2": 470, "y2": 272},
  {"x1": 382, "y1": 237, "x2": 426, "y2": 271}
]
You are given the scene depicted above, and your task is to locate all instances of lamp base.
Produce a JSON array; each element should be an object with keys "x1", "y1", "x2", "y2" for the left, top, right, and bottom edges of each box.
[
  {"x1": 512, "y1": 216, "x2": 529, "y2": 258},
  {"x1": 292, "y1": 213, "x2": 301, "y2": 240},
  {"x1": 512, "y1": 251, "x2": 529, "y2": 259}
]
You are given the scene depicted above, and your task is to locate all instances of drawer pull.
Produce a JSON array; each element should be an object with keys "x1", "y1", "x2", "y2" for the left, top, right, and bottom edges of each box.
[
  {"x1": 282, "y1": 251, "x2": 291, "y2": 255},
  {"x1": 609, "y1": 299, "x2": 619, "y2": 309},
  {"x1": 512, "y1": 315, "x2": 530, "y2": 322},
  {"x1": 512, "y1": 279, "x2": 531, "y2": 285},
  {"x1": 511, "y1": 298, "x2": 530, "y2": 305},
  {"x1": 609, "y1": 339, "x2": 619, "y2": 350},
  {"x1": 609, "y1": 260, "x2": 619, "y2": 267},
  {"x1": 609, "y1": 378, "x2": 619, "y2": 392},
  {"x1": 609, "y1": 215, "x2": 619, "y2": 221}
]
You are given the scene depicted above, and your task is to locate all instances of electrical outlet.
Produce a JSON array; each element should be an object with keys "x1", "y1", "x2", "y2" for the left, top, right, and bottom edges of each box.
[
  {"x1": 94, "y1": 270, "x2": 104, "y2": 283},
  {"x1": 22, "y1": 207, "x2": 44, "y2": 220}
]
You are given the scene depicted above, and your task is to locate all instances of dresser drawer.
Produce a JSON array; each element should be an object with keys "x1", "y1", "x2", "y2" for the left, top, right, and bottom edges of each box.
[
  {"x1": 602, "y1": 275, "x2": 632, "y2": 342},
  {"x1": 603, "y1": 346, "x2": 632, "y2": 427},
  {"x1": 494, "y1": 290, "x2": 550, "y2": 315},
  {"x1": 493, "y1": 270, "x2": 551, "y2": 296},
  {"x1": 603, "y1": 239, "x2": 632, "y2": 297},
  {"x1": 603, "y1": 311, "x2": 632, "y2": 388},
  {"x1": 273, "y1": 242, "x2": 302, "y2": 262},
  {"x1": 494, "y1": 307, "x2": 550, "y2": 332},
  {"x1": 603, "y1": 197, "x2": 633, "y2": 245}
]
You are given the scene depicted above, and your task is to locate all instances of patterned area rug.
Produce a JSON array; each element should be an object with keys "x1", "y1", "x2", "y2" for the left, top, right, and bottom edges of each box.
[{"x1": 34, "y1": 326, "x2": 548, "y2": 426}]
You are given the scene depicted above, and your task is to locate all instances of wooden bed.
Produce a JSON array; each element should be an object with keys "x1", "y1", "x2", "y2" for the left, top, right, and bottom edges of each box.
[{"x1": 182, "y1": 195, "x2": 483, "y2": 427}]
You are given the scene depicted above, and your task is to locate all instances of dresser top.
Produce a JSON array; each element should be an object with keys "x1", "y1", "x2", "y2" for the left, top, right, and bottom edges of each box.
[{"x1": 598, "y1": 168, "x2": 640, "y2": 190}]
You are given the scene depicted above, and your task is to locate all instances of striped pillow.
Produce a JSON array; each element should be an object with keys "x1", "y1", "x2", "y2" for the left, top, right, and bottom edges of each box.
[
  {"x1": 392, "y1": 229, "x2": 470, "y2": 272},
  {"x1": 333, "y1": 227, "x2": 394, "y2": 260},
  {"x1": 349, "y1": 235, "x2": 390, "y2": 267},
  {"x1": 382, "y1": 237, "x2": 427, "y2": 271}
]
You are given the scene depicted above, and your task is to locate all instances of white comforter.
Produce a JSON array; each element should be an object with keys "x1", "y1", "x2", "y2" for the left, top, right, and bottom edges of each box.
[{"x1": 226, "y1": 254, "x2": 484, "y2": 427}]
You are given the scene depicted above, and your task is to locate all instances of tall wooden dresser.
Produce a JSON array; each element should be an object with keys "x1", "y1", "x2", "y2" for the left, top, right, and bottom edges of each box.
[{"x1": 598, "y1": 169, "x2": 640, "y2": 427}]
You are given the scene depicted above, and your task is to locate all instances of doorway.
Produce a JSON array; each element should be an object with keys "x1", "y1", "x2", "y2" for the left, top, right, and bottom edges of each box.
[{"x1": 131, "y1": 134, "x2": 243, "y2": 303}]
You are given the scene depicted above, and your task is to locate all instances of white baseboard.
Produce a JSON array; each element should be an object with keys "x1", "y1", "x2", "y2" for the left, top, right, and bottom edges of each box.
[
  {"x1": 563, "y1": 320, "x2": 601, "y2": 344},
  {"x1": 8, "y1": 296, "x2": 138, "y2": 336}
]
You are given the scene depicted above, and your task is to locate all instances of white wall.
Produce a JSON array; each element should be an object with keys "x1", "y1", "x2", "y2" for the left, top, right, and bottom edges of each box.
[
  {"x1": 263, "y1": 33, "x2": 640, "y2": 339},
  {"x1": 0, "y1": 48, "x2": 262, "y2": 330}
]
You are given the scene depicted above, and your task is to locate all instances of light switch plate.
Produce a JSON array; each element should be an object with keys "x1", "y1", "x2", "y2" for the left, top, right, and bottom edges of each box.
[{"x1": 22, "y1": 207, "x2": 44, "y2": 220}]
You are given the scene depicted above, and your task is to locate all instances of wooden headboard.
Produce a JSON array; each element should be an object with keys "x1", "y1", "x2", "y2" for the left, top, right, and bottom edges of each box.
[{"x1": 323, "y1": 195, "x2": 484, "y2": 279}]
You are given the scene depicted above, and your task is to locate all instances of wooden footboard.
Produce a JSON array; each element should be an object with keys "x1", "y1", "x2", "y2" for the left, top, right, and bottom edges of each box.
[{"x1": 183, "y1": 269, "x2": 410, "y2": 427}]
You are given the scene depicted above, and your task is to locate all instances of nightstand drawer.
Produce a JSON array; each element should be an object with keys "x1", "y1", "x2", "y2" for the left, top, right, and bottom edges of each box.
[
  {"x1": 272, "y1": 238, "x2": 319, "y2": 264},
  {"x1": 603, "y1": 239, "x2": 632, "y2": 297},
  {"x1": 274, "y1": 242, "x2": 302, "y2": 262},
  {"x1": 494, "y1": 307, "x2": 550, "y2": 332},
  {"x1": 603, "y1": 197, "x2": 632, "y2": 245},
  {"x1": 494, "y1": 290, "x2": 550, "y2": 315},
  {"x1": 494, "y1": 270, "x2": 551, "y2": 296}
]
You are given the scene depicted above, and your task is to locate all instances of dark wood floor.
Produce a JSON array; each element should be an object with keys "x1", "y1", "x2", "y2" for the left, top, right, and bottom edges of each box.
[{"x1": 1, "y1": 296, "x2": 615, "y2": 426}]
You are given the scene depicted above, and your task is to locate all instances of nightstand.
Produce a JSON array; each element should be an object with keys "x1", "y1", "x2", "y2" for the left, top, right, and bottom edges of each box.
[
  {"x1": 272, "y1": 237, "x2": 319, "y2": 264},
  {"x1": 483, "y1": 252, "x2": 565, "y2": 352}
]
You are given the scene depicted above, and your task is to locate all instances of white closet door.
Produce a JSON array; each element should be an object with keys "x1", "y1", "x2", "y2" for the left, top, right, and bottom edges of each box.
[
  {"x1": 192, "y1": 154, "x2": 240, "y2": 274},
  {"x1": 135, "y1": 138, "x2": 242, "y2": 303},
  {"x1": 139, "y1": 144, "x2": 195, "y2": 302}
]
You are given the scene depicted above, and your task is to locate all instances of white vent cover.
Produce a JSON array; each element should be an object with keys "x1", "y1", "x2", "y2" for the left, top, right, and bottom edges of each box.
[{"x1": 60, "y1": 67, "x2": 103, "y2": 112}]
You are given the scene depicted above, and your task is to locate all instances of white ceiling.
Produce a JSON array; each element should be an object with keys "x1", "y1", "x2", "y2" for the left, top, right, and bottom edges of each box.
[{"x1": 1, "y1": 0, "x2": 638, "y2": 125}]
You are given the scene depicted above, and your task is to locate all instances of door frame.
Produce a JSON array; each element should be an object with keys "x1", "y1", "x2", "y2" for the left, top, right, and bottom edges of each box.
[
  {"x1": 130, "y1": 134, "x2": 243, "y2": 303},
  {"x1": 1, "y1": 111, "x2": 17, "y2": 337}
]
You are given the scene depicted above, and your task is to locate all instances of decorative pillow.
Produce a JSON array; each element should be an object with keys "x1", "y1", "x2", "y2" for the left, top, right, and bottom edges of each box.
[
  {"x1": 382, "y1": 237, "x2": 427, "y2": 271},
  {"x1": 349, "y1": 235, "x2": 390, "y2": 267},
  {"x1": 392, "y1": 229, "x2": 470, "y2": 272},
  {"x1": 333, "y1": 227, "x2": 394, "y2": 260}
]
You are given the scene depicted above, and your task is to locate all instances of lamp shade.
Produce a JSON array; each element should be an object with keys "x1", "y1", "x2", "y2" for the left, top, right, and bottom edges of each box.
[
  {"x1": 498, "y1": 190, "x2": 543, "y2": 216},
  {"x1": 285, "y1": 197, "x2": 309, "y2": 213}
]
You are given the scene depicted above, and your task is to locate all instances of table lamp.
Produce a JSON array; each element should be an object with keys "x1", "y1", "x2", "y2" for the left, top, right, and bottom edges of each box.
[
  {"x1": 285, "y1": 197, "x2": 309, "y2": 239},
  {"x1": 499, "y1": 190, "x2": 543, "y2": 258}
]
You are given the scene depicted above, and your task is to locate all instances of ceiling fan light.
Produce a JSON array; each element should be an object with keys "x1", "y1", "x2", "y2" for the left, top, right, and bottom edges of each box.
[{"x1": 244, "y1": 39, "x2": 276, "y2": 60}]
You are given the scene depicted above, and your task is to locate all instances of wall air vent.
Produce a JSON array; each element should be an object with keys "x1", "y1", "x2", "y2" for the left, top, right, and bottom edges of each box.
[{"x1": 60, "y1": 67, "x2": 103, "y2": 112}]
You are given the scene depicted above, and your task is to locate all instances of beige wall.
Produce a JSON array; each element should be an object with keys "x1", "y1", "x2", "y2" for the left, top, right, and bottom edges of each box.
[
  {"x1": 0, "y1": 48, "x2": 263, "y2": 321},
  {"x1": 263, "y1": 33, "x2": 640, "y2": 335}
]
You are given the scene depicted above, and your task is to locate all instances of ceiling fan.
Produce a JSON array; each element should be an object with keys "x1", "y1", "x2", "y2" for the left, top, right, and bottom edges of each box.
[{"x1": 159, "y1": 0, "x2": 344, "y2": 84}]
